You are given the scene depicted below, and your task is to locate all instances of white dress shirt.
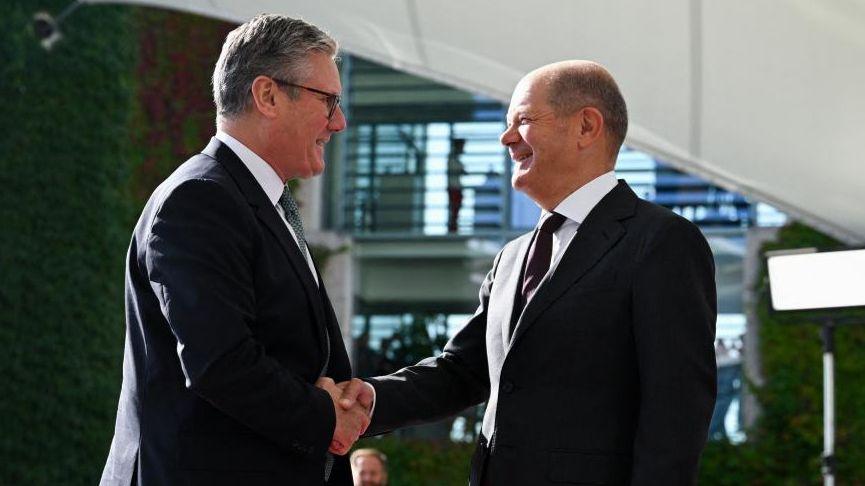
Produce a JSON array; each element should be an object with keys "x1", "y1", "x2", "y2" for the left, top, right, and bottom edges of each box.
[
  {"x1": 536, "y1": 171, "x2": 618, "y2": 292},
  {"x1": 215, "y1": 131, "x2": 318, "y2": 286}
]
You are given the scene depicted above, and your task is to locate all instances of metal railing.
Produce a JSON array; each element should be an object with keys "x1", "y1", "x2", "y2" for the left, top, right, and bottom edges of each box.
[
  {"x1": 340, "y1": 169, "x2": 756, "y2": 236},
  {"x1": 342, "y1": 169, "x2": 508, "y2": 235}
]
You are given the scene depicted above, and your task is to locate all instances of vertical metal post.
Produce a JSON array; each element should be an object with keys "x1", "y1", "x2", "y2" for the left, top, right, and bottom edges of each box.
[
  {"x1": 501, "y1": 140, "x2": 512, "y2": 238},
  {"x1": 821, "y1": 320, "x2": 835, "y2": 486},
  {"x1": 333, "y1": 54, "x2": 353, "y2": 231},
  {"x1": 369, "y1": 124, "x2": 378, "y2": 232}
]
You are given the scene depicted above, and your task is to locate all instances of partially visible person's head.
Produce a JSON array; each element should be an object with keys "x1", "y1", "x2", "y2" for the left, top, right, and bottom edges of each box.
[
  {"x1": 451, "y1": 138, "x2": 466, "y2": 154},
  {"x1": 350, "y1": 448, "x2": 388, "y2": 486},
  {"x1": 212, "y1": 14, "x2": 346, "y2": 181},
  {"x1": 499, "y1": 60, "x2": 628, "y2": 209}
]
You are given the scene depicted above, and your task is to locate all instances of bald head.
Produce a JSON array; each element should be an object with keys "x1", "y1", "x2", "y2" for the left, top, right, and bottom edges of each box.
[{"x1": 522, "y1": 61, "x2": 628, "y2": 160}]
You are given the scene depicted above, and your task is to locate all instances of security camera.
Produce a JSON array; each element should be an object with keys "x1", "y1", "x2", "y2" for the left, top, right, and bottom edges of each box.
[
  {"x1": 32, "y1": 2, "x2": 84, "y2": 51},
  {"x1": 33, "y1": 11, "x2": 62, "y2": 50}
]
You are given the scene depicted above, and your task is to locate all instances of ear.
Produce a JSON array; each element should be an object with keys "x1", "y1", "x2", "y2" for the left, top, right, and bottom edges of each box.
[
  {"x1": 575, "y1": 107, "x2": 605, "y2": 150},
  {"x1": 249, "y1": 75, "x2": 281, "y2": 119}
]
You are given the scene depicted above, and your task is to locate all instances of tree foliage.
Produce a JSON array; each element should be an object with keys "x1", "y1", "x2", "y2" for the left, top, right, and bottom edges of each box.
[{"x1": 699, "y1": 222, "x2": 865, "y2": 485}]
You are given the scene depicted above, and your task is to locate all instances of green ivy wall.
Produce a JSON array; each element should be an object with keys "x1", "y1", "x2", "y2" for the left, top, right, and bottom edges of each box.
[
  {"x1": 0, "y1": 1, "x2": 137, "y2": 483},
  {"x1": 0, "y1": 3, "x2": 229, "y2": 484}
]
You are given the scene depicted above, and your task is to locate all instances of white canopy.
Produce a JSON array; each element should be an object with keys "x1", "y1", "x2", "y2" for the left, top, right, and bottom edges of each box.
[{"x1": 87, "y1": 0, "x2": 865, "y2": 243}]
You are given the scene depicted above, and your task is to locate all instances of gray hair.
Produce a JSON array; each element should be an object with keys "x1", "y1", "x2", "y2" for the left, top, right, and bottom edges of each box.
[
  {"x1": 546, "y1": 65, "x2": 628, "y2": 155},
  {"x1": 212, "y1": 14, "x2": 337, "y2": 117}
]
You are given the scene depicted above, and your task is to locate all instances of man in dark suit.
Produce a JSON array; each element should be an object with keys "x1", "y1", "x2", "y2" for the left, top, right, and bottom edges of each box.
[
  {"x1": 100, "y1": 14, "x2": 369, "y2": 485},
  {"x1": 341, "y1": 60, "x2": 717, "y2": 485}
]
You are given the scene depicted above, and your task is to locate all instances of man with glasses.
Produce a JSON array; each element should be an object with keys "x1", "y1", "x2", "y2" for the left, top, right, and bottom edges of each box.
[
  {"x1": 101, "y1": 14, "x2": 367, "y2": 485},
  {"x1": 272, "y1": 78, "x2": 342, "y2": 121}
]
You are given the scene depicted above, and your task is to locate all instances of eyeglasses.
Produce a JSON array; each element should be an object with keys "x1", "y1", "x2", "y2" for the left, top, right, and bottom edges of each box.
[{"x1": 271, "y1": 77, "x2": 341, "y2": 120}]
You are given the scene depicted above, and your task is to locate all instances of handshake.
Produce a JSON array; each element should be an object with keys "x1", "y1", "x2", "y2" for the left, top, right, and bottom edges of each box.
[{"x1": 315, "y1": 377, "x2": 375, "y2": 455}]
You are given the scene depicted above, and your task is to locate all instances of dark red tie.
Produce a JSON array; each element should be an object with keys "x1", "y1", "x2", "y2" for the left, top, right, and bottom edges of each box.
[{"x1": 521, "y1": 212, "x2": 567, "y2": 307}]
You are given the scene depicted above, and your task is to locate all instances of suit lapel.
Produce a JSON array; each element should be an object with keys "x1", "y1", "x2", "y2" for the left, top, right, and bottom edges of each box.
[
  {"x1": 509, "y1": 181, "x2": 636, "y2": 348},
  {"x1": 254, "y1": 205, "x2": 328, "y2": 324},
  {"x1": 203, "y1": 138, "x2": 329, "y2": 357},
  {"x1": 315, "y1": 267, "x2": 351, "y2": 380},
  {"x1": 487, "y1": 234, "x2": 533, "y2": 352}
]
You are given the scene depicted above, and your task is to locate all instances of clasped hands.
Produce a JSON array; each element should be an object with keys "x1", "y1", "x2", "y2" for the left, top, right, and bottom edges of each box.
[{"x1": 315, "y1": 377, "x2": 375, "y2": 455}]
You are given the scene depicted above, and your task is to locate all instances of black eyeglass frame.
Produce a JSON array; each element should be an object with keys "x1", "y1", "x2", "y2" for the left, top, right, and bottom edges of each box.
[{"x1": 271, "y1": 77, "x2": 341, "y2": 120}]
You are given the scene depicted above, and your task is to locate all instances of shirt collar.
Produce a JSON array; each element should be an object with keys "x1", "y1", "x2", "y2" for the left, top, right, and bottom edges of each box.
[
  {"x1": 543, "y1": 171, "x2": 618, "y2": 226},
  {"x1": 215, "y1": 130, "x2": 285, "y2": 206}
]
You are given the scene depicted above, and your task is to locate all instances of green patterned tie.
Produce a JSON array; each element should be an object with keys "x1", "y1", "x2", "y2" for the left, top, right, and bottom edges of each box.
[
  {"x1": 278, "y1": 184, "x2": 308, "y2": 258},
  {"x1": 279, "y1": 184, "x2": 333, "y2": 481}
]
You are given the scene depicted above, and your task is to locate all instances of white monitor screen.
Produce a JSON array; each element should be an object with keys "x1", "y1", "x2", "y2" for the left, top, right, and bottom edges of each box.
[{"x1": 767, "y1": 248, "x2": 865, "y2": 311}]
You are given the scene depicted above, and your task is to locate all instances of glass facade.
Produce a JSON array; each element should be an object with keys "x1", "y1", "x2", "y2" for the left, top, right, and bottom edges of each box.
[{"x1": 339, "y1": 121, "x2": 509, "y2": 235}]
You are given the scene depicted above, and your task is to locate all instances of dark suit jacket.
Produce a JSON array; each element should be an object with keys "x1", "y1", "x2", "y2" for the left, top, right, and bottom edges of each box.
[
  {"x1": 367, "y1": 181, "x2": 717, "y2": 486},
  {"x1": 100, "y1": 138, "x2": 352, "y2": 485}
]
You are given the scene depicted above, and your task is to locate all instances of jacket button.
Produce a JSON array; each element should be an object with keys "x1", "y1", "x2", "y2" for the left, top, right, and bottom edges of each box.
[{"x1": 501, "y1": 380, "x2": 514, "y2": 393}]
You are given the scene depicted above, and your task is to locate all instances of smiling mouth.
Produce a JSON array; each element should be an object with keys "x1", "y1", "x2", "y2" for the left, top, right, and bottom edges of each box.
[{"x1": 512, "y1": 152, "x2": 533, "y2": 167}]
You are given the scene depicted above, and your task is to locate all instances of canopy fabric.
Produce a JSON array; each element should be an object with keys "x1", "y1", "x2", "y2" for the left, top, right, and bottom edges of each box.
[{"x1": 86, "y1": 0, "x2": 865, "y2": 243}]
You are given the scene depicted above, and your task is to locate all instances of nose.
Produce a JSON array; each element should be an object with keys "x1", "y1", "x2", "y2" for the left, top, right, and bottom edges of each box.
[
  {"x1": 328, "y1": 104, "x2": 347, "y2": 132},
  {"x1": 499, "y1": 123, "x2": 518, "y2": 146}
]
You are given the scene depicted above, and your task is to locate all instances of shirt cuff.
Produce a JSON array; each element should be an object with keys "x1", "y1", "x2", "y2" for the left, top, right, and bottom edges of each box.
[{"x1": 366, "y1": 381, "x2": 377, "y2": 419}]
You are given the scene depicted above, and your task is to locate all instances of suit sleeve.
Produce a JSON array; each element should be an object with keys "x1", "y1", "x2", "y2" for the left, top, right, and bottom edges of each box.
[
  {"x1": 144, "y1": 178, "x2": 334, "y2": 458},
  {"x1": 363, "y1": 251, "x2": 501, "y2": 435},
  {"x1": 630, "y1": 217, "x2": 717, "y2": 485}
]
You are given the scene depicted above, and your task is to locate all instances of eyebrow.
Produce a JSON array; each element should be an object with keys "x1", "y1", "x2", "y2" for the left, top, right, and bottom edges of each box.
[{"x1": 505, "y1": 108, "x2": 530, "y2": 122}]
